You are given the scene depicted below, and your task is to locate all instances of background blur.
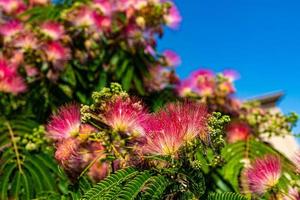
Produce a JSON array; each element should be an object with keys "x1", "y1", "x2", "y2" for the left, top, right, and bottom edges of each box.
[{"x1": 158, "y1": 0, "x2": 300, "y2": 137}]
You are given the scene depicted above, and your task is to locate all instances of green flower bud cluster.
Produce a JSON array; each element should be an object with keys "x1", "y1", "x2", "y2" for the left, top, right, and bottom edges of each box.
[
  {"x1": 208, "y1": 112, "x2": 230, "y2": 153},
  {"x1": 19, "y1": 126, "x2": 49, "y2": 152}
]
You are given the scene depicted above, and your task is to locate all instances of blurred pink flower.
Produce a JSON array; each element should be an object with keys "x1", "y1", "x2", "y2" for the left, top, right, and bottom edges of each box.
[
  {"x1": 0, "y1": 58, "x2": 27, "y2": 94},
  {"x1": 191, "y1": 69, "x2": 215, "y2": 96},
  {"x1": 226, "y1": 121, "x2": 250, "y2": 143},
  {"x1": 283, "y1": 187, "x2": 300, "y2": 200},
  {"x1": 164, "y1": 4, "x2": 181, "y2": 29},
  {"x1": 223, "y1": 69, "x2": 240, "y2": 82},
  {"x1": 295, "y1": 150, "x2": 300, "y2": 173},
  {"x1": 40, "y1": 21, "x2": 65, "y2": 40},
  {"x1": 244, "y1": 155, "x2": 281, "y2": 194},
  {"x1": 163, "y1": 50, "x2": 181, "y2": 67},
  {"x1": 93, "y1": 0, "x2": 112, "y2": 16},
  {"x1": 103, "y1": 97, "x2": 148, "y2": 136},
  {"x1": 29, "y1": 0, "x2": 48, "y2": 6},
  {"x1": 175, "y1": 79, "x2": 194, "y2": 97},
  {"x1": 24, "y1": 65, "x2": 39, "y2": 77},
  {"x1": 46, "y1": 103, "x2": 81, "y2": 141},
  {"x1": 0, "y1": 0, "x2": 26, "y2": 14},
  {"x1": 44, "y1": 41, "x2": 71, "y2": 69},
  {"x1": 0, "y1": 20, "x2": 23, "y2": 41},
  {"x1": 13, "y1": 32, "x2": 39, "y2": 50},
  {"x1": 55, "y1": 138, "x2": 81, "y2": 169}
]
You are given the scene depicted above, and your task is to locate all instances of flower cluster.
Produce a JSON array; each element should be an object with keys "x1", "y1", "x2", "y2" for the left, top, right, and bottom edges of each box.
[
  {"x1": 0, "y1": 0, "x2": 181, "y2": 95},
  {"x1": 243, "y1": 154, "x2": 282, "y2": 195},
  {"x1": 47, "y1": 83, "x2": 209, "y2": 181}
]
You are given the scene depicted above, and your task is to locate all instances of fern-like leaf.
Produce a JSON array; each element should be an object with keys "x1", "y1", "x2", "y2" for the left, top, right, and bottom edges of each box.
[
  {"x1": 208, "y1": 192, "x2": 249, "y2": 200},
  {"x1": 81, "y1": 167, "x2": 138, "y2": 200}
]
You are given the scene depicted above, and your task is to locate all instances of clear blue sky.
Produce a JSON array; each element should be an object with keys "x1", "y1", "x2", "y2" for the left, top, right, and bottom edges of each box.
[{"x1": 158, "y1": 0, "x2": 300, "y2": 135}]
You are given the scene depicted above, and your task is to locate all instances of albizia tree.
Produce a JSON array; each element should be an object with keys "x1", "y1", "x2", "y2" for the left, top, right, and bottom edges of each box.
[{"x1": 0, "y1": 0, "x2": 299, "y2": 200}]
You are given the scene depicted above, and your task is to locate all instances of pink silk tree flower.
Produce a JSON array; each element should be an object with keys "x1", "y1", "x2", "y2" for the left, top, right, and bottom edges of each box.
[
  {"x1": 0, "y1": 0, "x2": 26, "y2": 14},
  {"x1": 103, "y1": 97, "x2": 148, "y2": 136},
  {"x1": 283, "y1": 187, "x2": 300, "y2": 200},
  {"x1": 163, "y1": 50, "x2": 181, "y2": 67},
  {"x1": 218, "y1": 80, "x2": 235, "y2": 94},
  {"x1": 46, "y1": 103, "x2": 81, "y2": 141},
  {"x1": 0, "y1": 58, "x2": 27, "y2": 94},
  {"x1": 223, "y1": 69, "x2": 240, "y2": 82},
  {"x1": 226, "y1": 121, "x2": 251, "y2": 143},
  {"x1": 40, "y1": 21, "x2": 65, "y2": 40},
  {"x1": 29, "y1": 0, "x2": 49, "y2": 6},
  {"x1": 244, "y1": 155, "x2": 282, "y2": 195},
  {"x1": 44, "y1": 41, "x2": 71, "y2": 69},
  {"x1": 0, "y1": 20, "x2": 23, "y2": 41},
  {"x1": 190, "y1": 69, "x2": 215, "y2": 96},
  {"x1": 55, "y1": 138, "x2": 81, "y2": 170},
  {"x1": 24, "y1": 65, "x2": 39, "y2": 77},
  {"x1": 93, "y1": 0, "x2": 112, "y2": 16},
  {"x1": 175, "y1": 79, "x2": 194, "y2": 97},
  {"x1": 164, "y1": 4, "x2": 182, "y2": 29},
  {"x1": 88, "y1": 161, "x2": 109, "y2": 182},
  {"x1": 142, "y1": 111, "x2": 185, "y2": 156},
  {"x1": 164, "y1": 101, "x2": 208, "y2": 142},
  {"x1": 13, "y1": 32, "x2": 39, "y2": 51}
]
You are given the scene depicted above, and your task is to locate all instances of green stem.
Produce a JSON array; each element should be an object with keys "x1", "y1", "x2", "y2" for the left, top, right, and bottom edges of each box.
[{"x1": 5, "y1": 121, "x2": 23, "y2": 174}]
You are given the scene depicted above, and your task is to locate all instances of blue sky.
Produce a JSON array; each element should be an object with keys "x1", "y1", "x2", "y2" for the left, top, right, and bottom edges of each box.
[{"x1": 158, "y1": 0, "x2": 300, "y2": 135}]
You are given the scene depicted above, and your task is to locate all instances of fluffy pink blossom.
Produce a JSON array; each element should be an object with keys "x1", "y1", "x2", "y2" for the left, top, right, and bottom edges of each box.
[
  {"x1": 244, "y1": 155, "x2": 281, "y2": 194},
  {"x1": 40, "y1": 21, "x2": 65, "y2": 40},
  {"x1": 70, "y1": 6, "x2": 110, "y2": 30},
  {"x1": 164, "y1": 4, "x2": 181, "y2": 29},
  {"x1": 223, "y1": 69, "x2": 240, "y2": 82},
  {"x1": 191, "y1": 69, "x2": 215, "y2": 96},
  {"x1": 29, "y1": 0, "x2": 48, "y2": 6},
  {"x1": 226, "y1": 121, "x2": 250, "y2": 143},
  {"x1": 0, "y1": 58, "x2": 26, "y2": 94},
  {"x1": 24, "y1": 65, "x2": 39, "y2": 77},
  {"x1": 44, "y1": 41, "x2": 71, "y2": 69},
  {"x1": 13, "y1": 32, "x2": 39, "y2": 50},
  {"x1": 103, "y1": 97, "x2": 148, "y2": 136},
  {"x1": 46, "y1": 103, "x2": 81, "y2": 141},
  {"x1": 55, "y1": 138, "x2": 81, "y2": 169},
  {"x1": 88, "y1": 161, "x2": 109, "y2": 182},
  {"x1": 93, "y1": 0, "x2": 112, "y2": 16},
  {"x1": 0, "y1": 20, "x2": 23, "y2": 40},
  {"x1": 143, "y1": 112, "x2": 184, "y2": 156},
  {"x1": 164, "y1": 101, "x2": 208, "y2": 142},
  {"x1": 0, "y1": 0, "x2": 26, "y2": 14},
  {"x1": 163, "y1": 50, "x2": 181, "y2": 67},
  {"x1": 218, "y1": 80, "x2": 235, "y2": 94},
  {"x1": 176, "y1": 79, "x2": 194, "y2": 97},
  {"x1": 283, "y1": 187, "x2": 300, "y2": 200},
  {"x1": 143, "y1": 101, "x2": 208, "y2": 156}
]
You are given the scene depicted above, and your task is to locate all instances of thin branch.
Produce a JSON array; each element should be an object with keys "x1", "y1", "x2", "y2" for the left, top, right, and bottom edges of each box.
[{"x1": 5, "y1": 121, "x2": 23, "y2": 174}]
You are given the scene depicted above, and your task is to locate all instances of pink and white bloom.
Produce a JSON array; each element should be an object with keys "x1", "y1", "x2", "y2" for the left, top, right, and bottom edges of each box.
[
  {"x1": 103, "y1": 97, "x2": 148, "y2": 136},
  {"x1": 176, "y1": 79, "x2": 194, "y2": 97},
  {"x1": 164, "y1": 4, "x2": 181, "y2": 29},
  {"x1": 163, "y1": 50, "x2": 181, "y2": 67},
  {"x1": 190, "y1": 69, "x2": 215, "y2": 96},
  {"x1": 40, "y1": 21, "x2": 65, "y2": 40},
  {"x1": 223, "y1": 69, "x2": 240, "y2": 82},
  {"x1": 164, "y1": 101, "x2": 208, "y2": 142},
  {"x1": 29, "y1": 0, "x2": 49, "y2": 6},
  {"x1": 0, "y1": 0, "x2": 26, "y2": 14},
  {"x1": 295, "y1": 150, "x2": 300, "y2": 173},
  {"x1": 44, "y1": 41, "x2": 71, "y2": 69},
  {"x1": 46, "y1": 103, "x2": 81, "y2": 141},
  {"x1": 283, "y1": 187, "x2": 300, "y2": 200},
  {"x1": 143, "y1": 101, "x2": 208, "y2": 156},
  {"x1": 93, "y1": 0, "x2": 112, "y2": 16},
  {"x1": 0, "y1": 20, "x2": 23, "y2": 41},
  {"x1": 55, "y1": 138, "x2": 81, "y2": 169},
  {"x1": 143, "y1": 111, "x2": 185, "y2": 156},
  {"x1": 226, "y1": 121, "x2": 251, "y2": 143},
  {"x1": 13, "y1": 32, "x2": 39, "y2": 50},
  {"x1": 244, "y1": 155, "x2": 281, "y2": 194},
  {"x1": 0, "y1": 58, "x2": 26, "y2": 94}
]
